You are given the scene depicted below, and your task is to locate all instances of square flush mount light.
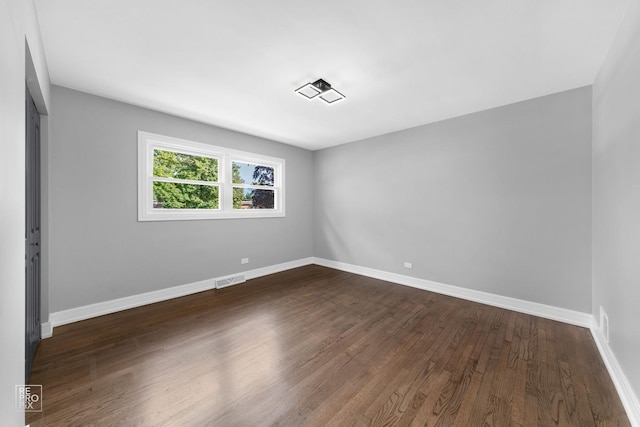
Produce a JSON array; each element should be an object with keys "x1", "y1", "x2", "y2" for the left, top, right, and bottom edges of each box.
[{"x1": 295, "y1": 79, "x2": 345, "y2": 104}]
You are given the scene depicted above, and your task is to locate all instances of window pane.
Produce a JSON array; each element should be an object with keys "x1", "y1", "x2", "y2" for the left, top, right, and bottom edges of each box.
[
  {"x1": 232, "y1": 186, "x2": 246, "y2": 209},
  {"x1": 232, "y1": 161, "x2": 274, "y2": 186},
  {"x1": 154, "y1": 149, "x2": 218, "y2": 182},
  {"x1": 153, "y1": 181, "x2": 219, "y2": 209},
  {"x1": 233, "y1": 187, "x2": 274, "y2": 209}
]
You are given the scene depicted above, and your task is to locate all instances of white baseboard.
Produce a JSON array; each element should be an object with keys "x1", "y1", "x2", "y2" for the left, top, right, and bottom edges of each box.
[
  {"x1": 244, "y1": 258, "x2": 314, "y2": 281},
  {"x1": 312, "y1": 257, "x2": 592, "y2": 327},
  {"x1": 41, "y1": 322, "x2": 52, "y2": 339},
  {"x1": 590, "y1": 320, "x2": 640, "y2": 427},
  {"x1": 45, "y1": 255, "x2": 590, "y2": 332},
  {"x1": 46, "y1": 257, "x2": 314, "y2": 334}
]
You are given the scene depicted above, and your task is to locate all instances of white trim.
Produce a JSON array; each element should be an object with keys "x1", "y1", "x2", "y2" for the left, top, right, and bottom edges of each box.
[
  {"x1": 41, "y1": 322, "x2": 52, "y2": 339},
  {"x1": 312, "y1": 257, "x2": 592, "y2": 327},
  {"x1": 591, "y1": 319, "x2": 640, "y2": 427},
  {"x1": 244, "y1": 258, "x2": 314, "y2": 280},
  {"x1": 46, "y1": 256, "x2": 591, "y2": 334},
  {"x1": 49, "y1": 277, "x2": 215, "y2": 328},
  {"x1": 47, "y1": 257, "x2": 314, "y2": 332}
]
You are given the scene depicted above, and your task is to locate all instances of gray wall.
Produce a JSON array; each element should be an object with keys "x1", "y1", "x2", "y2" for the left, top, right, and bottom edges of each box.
[
  {"x1": 49, "y1": 86, "x2": 314, "y2": 312},
  {"x1": 593, "y1": 0, "x2": 640, "y2": 400},
  {"x1": 315, "y1": 87, "x2": 593, "y2": 312}
]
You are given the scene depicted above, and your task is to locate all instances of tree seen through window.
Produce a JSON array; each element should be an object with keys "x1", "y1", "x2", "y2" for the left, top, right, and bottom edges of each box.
[
  {"x1": 152, "y1": 149, "x2": 219, "y2": 209},
  {"x1": 152, "y1": 151, "x2": 275, "y2": 210}
]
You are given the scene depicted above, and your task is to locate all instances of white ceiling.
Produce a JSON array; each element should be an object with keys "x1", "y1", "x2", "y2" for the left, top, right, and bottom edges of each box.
[{"x1": 35, "y1": 0, "x2": 629, "y2": 151}]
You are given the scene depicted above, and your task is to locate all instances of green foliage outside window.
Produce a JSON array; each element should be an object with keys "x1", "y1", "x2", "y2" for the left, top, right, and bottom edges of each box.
[
  {"x1": 232, "y1": 164, "x2": 244, "y2": 209},
  {"x1": 152, "y1": 150, "x2": 275, "y2": 210},
  {"x1": 153, "y1": 150, "x2": 219, "y2": 209}
]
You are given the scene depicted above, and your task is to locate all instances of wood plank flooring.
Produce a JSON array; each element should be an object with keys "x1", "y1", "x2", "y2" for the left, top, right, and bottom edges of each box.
[{"x1": 26, "y1": 265, "x2": 629, "y2": 426}]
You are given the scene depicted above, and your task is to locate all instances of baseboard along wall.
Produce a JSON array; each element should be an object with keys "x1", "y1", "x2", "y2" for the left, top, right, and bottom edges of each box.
[
  {"x1": 40, "y1": 256, "x2": 639, "y2": 425},
  {"x1": 590, "y1": 319, "x2": 640, "y2": 427},
  {"x1": 312, "y1": 258, "x2": 592, "y2": 327},
  {"x1": 45, "y1": 257, "x2": 314, "y2": 334}
]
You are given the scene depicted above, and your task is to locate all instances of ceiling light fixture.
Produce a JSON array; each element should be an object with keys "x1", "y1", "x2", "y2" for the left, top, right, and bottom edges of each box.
[{"x1": 295, "y1": 78, "x2": 345, "y2": 104}]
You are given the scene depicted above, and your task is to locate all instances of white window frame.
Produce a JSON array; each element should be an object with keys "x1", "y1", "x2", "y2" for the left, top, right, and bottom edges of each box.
[{"x1": 138, "y1": 131, "x2": 285, "y2": 221}]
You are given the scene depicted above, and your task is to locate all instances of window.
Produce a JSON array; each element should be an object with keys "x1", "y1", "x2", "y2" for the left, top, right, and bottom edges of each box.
[{"x1": 138, "y1": 131, "x2": 285, "y2": 220}]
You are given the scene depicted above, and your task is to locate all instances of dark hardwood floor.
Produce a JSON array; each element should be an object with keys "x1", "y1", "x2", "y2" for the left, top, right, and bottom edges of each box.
[{"x1": 27, "y1": 265, "x2": 629, "y2": 426}]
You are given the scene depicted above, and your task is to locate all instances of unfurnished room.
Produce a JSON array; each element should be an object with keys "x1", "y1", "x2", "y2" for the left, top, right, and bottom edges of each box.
[{"x1": 1, "y1": 0, "x2": 640, "y2": 426}]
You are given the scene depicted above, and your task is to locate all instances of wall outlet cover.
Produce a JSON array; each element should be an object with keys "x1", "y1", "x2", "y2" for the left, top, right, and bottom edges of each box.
[{"x1": 600, "y1": 306, "x2": 610, "y2": 343}]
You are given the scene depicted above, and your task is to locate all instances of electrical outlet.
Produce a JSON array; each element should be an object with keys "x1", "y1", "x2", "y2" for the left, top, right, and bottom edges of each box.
[
  {"x1": 403, "y1": 262, "x2": 413, "y2": 269},
  {"x1": 241, "y1": 258, "x2": 249, "y2": 264},
  {"x1": 600, "y1": 306, "x2": 609, "y2": 343}
]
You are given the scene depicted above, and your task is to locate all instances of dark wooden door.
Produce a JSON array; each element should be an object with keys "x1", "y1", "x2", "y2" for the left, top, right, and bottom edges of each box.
[{"x1": 25, "y1": 85, "x2": 41, "y2": 382}]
